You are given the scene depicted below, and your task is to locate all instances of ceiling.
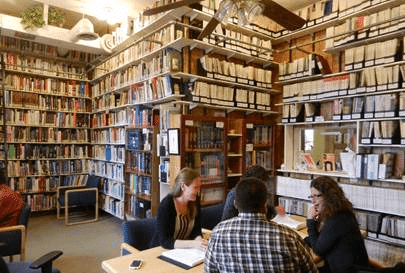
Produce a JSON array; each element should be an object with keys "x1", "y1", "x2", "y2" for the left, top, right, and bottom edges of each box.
[{"x1": 0, "y1": 0, "x2": 319, "y2": 35}]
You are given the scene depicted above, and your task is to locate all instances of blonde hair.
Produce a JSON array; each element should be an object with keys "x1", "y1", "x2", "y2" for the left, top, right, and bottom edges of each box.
[
  {"x1": 171, "y1": 168, "x2": 200, "y2": 218},
  {"x1": 172, "y1": 168, "x2": 200, "y2": 198}
]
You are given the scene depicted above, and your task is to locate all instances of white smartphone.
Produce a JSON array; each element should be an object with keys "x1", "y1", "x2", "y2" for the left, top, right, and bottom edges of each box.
[{"x1": 129, "y1": 259, "x2": 143, "y2": 270}]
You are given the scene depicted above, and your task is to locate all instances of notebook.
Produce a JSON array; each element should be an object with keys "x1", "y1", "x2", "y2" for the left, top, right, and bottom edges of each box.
[{"x1": 159, "y1": 248, "x2": 205, "y2": 269}]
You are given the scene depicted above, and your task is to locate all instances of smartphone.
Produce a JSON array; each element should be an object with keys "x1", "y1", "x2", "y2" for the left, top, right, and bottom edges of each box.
[{"x1": 129, "y1": 259, "x2": 143, "y2": 270}]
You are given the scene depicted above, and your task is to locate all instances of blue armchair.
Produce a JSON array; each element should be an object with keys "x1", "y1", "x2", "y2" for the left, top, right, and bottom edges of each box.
[
  {"x1": 121, "y1": 218, "x2": 158, "y2": 255},
  {"x1": 0, "y1": 251, "x2": 62, "y2": 273},
  {"x1": 57, "y1": 175, "x2": 101, "y2": 225},
  {"x1": 0, "y1": 205, "x2": 31, "y2": 261}
]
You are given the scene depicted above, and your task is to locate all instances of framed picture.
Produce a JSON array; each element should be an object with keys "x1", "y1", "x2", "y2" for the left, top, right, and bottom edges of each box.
[{"x1": 168, "y1": 128, "x2": 180, "y2": 155}]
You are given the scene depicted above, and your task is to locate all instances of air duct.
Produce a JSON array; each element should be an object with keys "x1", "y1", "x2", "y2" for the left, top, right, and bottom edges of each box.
[{"x1": 70, "y1": 17, "x2": 98, "y2": 42}]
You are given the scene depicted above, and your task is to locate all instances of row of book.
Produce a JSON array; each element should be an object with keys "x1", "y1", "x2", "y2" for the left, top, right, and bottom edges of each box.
[
  {"x1": 100, "y1": 195, "x2": 124, "y2": 219},
  {"x1": 9, "y1": 176, "x2": 59, "y2": 193},
  {"x1": 92, "y1": 145, "x2": 125, "y2": 163},
  {"x1": 59, "y1": 174, "x2": 90, "y2": 187},
  {"x1": 7, "y1": 159, "x2": 88, "y2": 177},
  {"x1": 8, "y1": 143, "x2": 88, "y2": 160},
  {"x1": 325, "y1": 4, "x2": 405, "y2": 49},
  {"x1": 360, "y1": 121, "x2": 402, "y2": 145},
  {"x1": 284, "y1": 92, "x2": 403, "y2": 122},
  {"x1": 5, "y1": 74, "x2": 90, "y2": 97},
  {"x1": 184, "y1": 122, "x2": 224, "y2": 150},
  {"x1": 2, "y1": 52, "x2": 87, "y2": 80},
  {"x1": 253, "y1": 150, "x2": 273, "y2": 171},
  {"x1": 93, "y1": 92, "x2": 127, "y2": 112},
  {"x1": 89, "y1": 161, "x2": 125, "y2": 182},
  {"x1": 283, "y1": 64, "x2": 404, "y2": 101},
  {"x1": 91, "y1": 110, "x2": 128, "y2": 128},
  {"x1": 200, "y1": 154, "x2": 224, "y2": 177},
  {"x1": 5, "y1": 94, "x2": 90, "y2": 115},
  {"x1": 278, "y1": 197, "x2": 310, "y2": 217},
  {"x1": 0, "y1": 35, "x2": 99, "y2": 63},
  {"x1": 126, "y1": 151, "x2": 152, "y2": 175},
  {"x1": 201, "y1": 24, "x2": 272, "y2": 60},
  {"x1": 159, "y1": 159, "x2": 170, "y2": 183},
  {"x1": 128, "y1": 105, "x2": 153, "y2": 128},
  {"x1": 128, "y1": 196, "x2": 151, "y2": 219},
  {"x1": 344, "y1": 39, "x2": 400, "y2": 71},
  {"x1": 23, "y1": 194, "x2": 56, "y2": 212},
  {"x1": 246, "y1": 125, "x2": 273, "y2": 145},
  {"x1": 127, "y1": 129, "x2": 153, "y2": 151},
  {"x1": 200, "y1": 55, "x2": 272, "y2": 88},
  {"x1": 6, "y1": 127, "x2": 89, "y2": 143},
  {"x1": 94, "y1": 23, "x2": 183, "y2": 78},
  {"x1": 191, "y1": 81, "x2": 271, "y2": 110},
  {"x1": 102, "y1": 178, "x2": 125, "y2": 200},
  {"x1": 128, "y1": 173, "x2": 152, "y2": 196},
  {"x1": 90, "y1": 128, "x2": 126, "y2": 144},
  {"x1": 6, "y1": 109, "x2": 90, "y2": 126},
  {"x1": 279, "y1": 53, "x2": 330, "y2": 80}
]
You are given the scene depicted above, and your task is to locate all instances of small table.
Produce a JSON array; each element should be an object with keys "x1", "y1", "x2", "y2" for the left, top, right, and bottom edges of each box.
[{"x1": 102, "y1": 246, "x2": 204, "y2": 273}]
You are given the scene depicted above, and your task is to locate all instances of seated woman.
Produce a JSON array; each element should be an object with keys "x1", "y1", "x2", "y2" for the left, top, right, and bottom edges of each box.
[
  {"x1": 153, "y1": 168, "x2": 207, "y2": 249},
  {"x1": 304, "y1": 176, "x2": 369, "y2": 273},
  {"x1": 221, "y1": 165, "x2": 284, "y2": 221}
]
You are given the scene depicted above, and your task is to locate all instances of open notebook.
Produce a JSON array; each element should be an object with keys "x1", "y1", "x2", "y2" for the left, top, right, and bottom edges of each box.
[
  {"x1": 159, "y1": 248, "x2": 205, "y2": 269},
  {"x1": 272, "y1": 214, "x2": 306, "y2": 230}
]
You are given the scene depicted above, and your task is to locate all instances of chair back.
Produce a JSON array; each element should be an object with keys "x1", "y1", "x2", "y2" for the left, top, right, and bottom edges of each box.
[
  {"x1": 122, "y1": 218, "x2": 157, "y2": 251},
  {"x1": 19, "y1": 205, "x2": 31, "y2": 227},
  {"x1": 86, "y1": 175, "x2": 101, "y2": 188},
  {"x1": 201, "y1": 203, "x2": 224, "y2": 230}
]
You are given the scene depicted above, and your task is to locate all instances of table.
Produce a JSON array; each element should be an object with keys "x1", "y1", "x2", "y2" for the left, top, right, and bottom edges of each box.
[{"x1": 102, "y1": 246, "x2": 203, "y2": 273}]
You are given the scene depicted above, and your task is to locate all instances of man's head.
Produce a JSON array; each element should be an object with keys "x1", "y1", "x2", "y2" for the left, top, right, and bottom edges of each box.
[{"x1": 235, "y1": 177, "x2": 268, "y2": 213}]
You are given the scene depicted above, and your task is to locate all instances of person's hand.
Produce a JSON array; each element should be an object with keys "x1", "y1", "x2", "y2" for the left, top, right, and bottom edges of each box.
[
  {"x1": 275, "y1": 206, "x2": 285, "y2": 216},
  {"x1": 308, "y1": 205, "x2": 319, "y2": 220},
  {"x1": 194, "y1": 236, "x2": 208, "y2": 250}
]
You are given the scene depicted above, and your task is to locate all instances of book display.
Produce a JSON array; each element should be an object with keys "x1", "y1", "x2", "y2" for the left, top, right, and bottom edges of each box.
[
  {"x1": 0, "y1": 35, "x2": 98, "y2": 212},
  {"x1": 275, "y1": 0, "x2": 405, "y2": 264}
]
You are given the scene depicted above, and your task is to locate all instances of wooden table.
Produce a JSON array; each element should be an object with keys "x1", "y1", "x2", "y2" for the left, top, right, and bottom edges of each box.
[{"x1": 102, "y1": 246, "x2": 203, "y2": 273}]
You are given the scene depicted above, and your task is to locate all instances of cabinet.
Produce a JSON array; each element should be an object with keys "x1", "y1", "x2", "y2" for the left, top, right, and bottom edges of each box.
[
  {"x1": 180, "y1": 114, "x2": 226, "y2": 206},
  {"x1": 274, "y1": 0, "x2": 405, "y2": 265},
  {"x1": 0, "y1": 35, "x2": 97, "y2": 212}
]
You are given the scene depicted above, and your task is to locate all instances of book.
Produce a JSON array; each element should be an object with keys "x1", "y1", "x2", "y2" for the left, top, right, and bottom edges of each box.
[
  {"x1": 272, "y1": 214, "x2": 306, "y2": 230},
  {"x1": 158, "y1": 248, "x2": 205, "y2": 269}
]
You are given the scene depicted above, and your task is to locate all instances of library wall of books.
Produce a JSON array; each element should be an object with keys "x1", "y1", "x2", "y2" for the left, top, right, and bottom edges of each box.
[
  {"x1": 277, "y1": 0, "x2": 405, "y2": 265},
  {"x1": 1, "y1": 0, "x2": 405, "y2": 265}
]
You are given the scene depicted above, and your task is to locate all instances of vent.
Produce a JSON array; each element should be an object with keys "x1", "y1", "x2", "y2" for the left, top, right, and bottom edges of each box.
[{"x1": 70, "y1": 18, "x2": 98, "y2": 42}]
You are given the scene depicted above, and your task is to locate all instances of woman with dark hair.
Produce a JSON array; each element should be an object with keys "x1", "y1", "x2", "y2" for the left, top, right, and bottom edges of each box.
[
  {"x1": 305, "y1": 176, "x2": 369, "y2": 273},
  {"x1": 153, "y1": 167, "x2": 207, "y2": 249}
]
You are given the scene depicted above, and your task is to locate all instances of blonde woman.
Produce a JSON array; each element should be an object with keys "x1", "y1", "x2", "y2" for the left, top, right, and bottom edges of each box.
[{"x1": 154, "y1": 168, "x2": 207, "y2": 249}]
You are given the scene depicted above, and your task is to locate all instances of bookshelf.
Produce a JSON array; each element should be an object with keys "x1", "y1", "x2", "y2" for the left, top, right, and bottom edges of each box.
[
  {"x1": 0, "y1": 34, "x2": 98, "y2": 212},
  {"x1": 0, "y1": 53, "x2": 6, "y2": 172},
  {"x1": 275, "y1": 0, "x2": 405, "y2": 265}
]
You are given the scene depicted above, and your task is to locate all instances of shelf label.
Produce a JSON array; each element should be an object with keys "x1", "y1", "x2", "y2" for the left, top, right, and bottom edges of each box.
[
  {"x1": 216, "y1": 121, "x2": 224, "y2": 128},
  {"x1": 246, "y1": 123, "x2": 253, "y2": 129},
  {"x1": 185, "y1": 120, "x2": 194, "y2": 126},
  {"x1": 246, "y1": 144, "x2": 253, "y2": 151}
]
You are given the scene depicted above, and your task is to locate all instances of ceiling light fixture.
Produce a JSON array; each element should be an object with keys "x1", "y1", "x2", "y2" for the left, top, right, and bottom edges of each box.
[{"x1": 70, "y1": 15, "x2": 99, "y2": 41}]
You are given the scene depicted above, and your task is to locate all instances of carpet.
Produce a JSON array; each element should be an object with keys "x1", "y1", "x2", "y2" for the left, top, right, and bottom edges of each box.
[{"x1": 53, "y1": 255, "x2": 103, "y2": 273}]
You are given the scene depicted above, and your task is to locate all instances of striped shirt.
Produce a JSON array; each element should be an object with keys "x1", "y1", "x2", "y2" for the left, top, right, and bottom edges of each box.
[
  {"x1": 174, "y1": 213, "x2": 194, "y2": 240},
  {"x1": 204, "y1": 212, "x2": 319, "y2": 273}
]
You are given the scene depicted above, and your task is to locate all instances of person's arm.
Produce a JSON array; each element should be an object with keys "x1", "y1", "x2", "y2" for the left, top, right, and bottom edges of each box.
[
  {"x1": 305, "y1": 214, "x2": 349, "y2": 257},
  {"x1": 294, "y1": 235, "x2": 319, "y2": 273},
  {"x1": 156, "y1": 196, "x2": 176, "y2": 249},
  {"x1": 221, "y1": 189, "x2": 238, "y2": 221},
  {"x1": 204, "y1": 233, "x2": 219, "y2": 273}
]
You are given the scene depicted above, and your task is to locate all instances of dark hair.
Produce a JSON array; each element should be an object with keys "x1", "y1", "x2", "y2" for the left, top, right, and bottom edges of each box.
[
  {"x1": 235, "y1": 177, "x2": 268, "y2": 213},
  {"x1": 243, "y1": 165, "x2": 270, "y2": 182},
  {"x1": 310, "y1": 176, "x2": 354, "y2": 220}
]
